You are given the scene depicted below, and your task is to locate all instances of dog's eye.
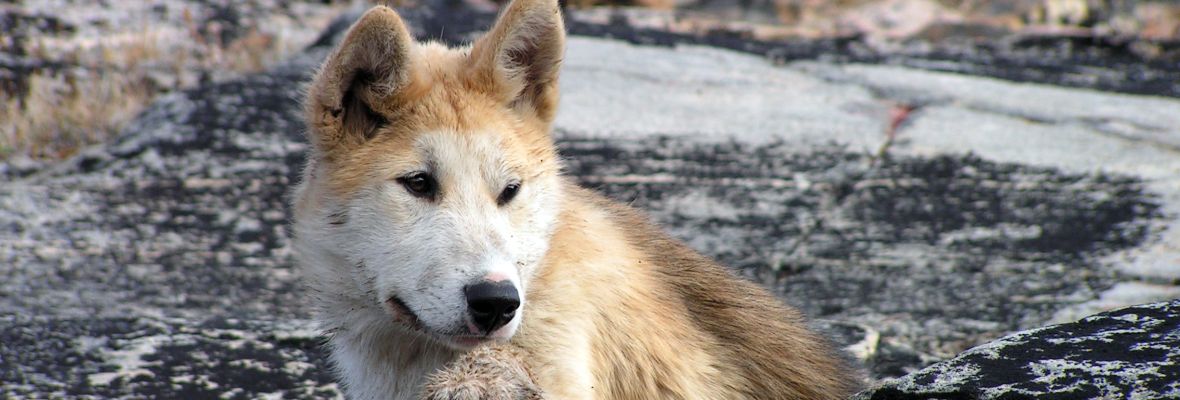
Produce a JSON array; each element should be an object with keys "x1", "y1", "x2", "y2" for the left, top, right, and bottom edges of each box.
[
  {"x1": 398, "y1": 172, "x2": 437, "y2": 200},
  {"x1": 497, "y1": 182, "x2": 521, "y2": 206}
]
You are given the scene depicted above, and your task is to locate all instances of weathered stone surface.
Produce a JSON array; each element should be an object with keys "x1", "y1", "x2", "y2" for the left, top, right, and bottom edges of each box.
[
  {"x1": 0, "y1": 316, "x2": 334, "y2": 399},
  {"x1": 855, "y1": 299, "x2": 1180, "y2": 399},
  {"x1": 2, "y1": 1, "x2": 1179, "y2": 398}
]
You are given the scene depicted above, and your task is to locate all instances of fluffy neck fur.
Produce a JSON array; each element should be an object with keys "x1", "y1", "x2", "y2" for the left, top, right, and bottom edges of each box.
[
  {"x1": 295, "y1": 237, "x2": 456, "y2": 399},
  {"x1": 327, "y1": 307, "x2": 458, "y2": 400}
]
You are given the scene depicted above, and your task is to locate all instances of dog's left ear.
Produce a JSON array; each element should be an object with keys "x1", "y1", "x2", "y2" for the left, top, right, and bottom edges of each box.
[{"x1": 469, "y1": 0, "x2": 565, "y2": 122}]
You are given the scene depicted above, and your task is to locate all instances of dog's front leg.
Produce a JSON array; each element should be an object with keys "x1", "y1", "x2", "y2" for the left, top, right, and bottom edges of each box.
[{"x1": 421, "y1": 344, "x2": 545, "y2": 400}]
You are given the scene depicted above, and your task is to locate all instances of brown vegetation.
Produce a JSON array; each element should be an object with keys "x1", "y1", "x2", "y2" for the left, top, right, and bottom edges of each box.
[{"x1": 0, "y1": 2, "x2": 344, "y2": 161}]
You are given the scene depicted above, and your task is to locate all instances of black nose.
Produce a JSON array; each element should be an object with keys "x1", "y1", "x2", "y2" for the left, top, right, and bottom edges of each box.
[{"x1": 464, "y1": 280, "x2": 520, "y2": 334}]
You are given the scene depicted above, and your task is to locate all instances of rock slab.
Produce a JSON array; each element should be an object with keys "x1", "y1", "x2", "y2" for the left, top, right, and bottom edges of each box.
[{"x1": 856, "y1": 299, "x2": 1180, "y2": 399}]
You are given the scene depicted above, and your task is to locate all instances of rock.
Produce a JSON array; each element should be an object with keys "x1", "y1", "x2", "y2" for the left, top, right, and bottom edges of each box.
[
  {"x1": 855, "y1": 299, "x2": 1180, "y2": 399},
  {"x1": 561, "y1": 4, "x2": 1180, "y2": 98},
  {"x1": 0, "y1": 316, "x2": 336, "y2": 399}
]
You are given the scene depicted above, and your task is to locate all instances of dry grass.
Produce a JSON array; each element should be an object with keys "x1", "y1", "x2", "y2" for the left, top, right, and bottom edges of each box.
[
  {"x1": 0, "y1": 3, "x2": 341, "y2": 162},
  {"x1": 0, "y1": 71, "x2": 150, "y2": 160}
]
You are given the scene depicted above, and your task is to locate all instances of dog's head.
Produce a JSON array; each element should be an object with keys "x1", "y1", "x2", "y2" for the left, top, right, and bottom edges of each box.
[{"x1": 296, "y1": 0, "x2": 565, "y2": 350}]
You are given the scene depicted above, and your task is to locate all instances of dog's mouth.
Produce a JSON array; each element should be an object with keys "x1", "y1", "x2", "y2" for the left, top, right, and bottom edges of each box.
[
  {"x1": 384, "y1": 296, "x2": 492, "y2": 350},
  {"x1": 384, "y1": 296, "x2": 424, "y2": 331}
]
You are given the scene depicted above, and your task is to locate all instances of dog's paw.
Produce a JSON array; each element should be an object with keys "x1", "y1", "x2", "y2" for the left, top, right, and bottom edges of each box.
[{"x1": 421, "y1": 344, "x2": 544, "y2": 400}]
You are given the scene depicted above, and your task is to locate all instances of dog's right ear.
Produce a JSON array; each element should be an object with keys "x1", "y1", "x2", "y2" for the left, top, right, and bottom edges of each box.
[{"x1": 304, "y1": 6, "x2": 416, "y2": 154}]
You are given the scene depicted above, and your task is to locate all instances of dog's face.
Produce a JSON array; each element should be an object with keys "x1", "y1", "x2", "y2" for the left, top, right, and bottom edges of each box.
[{"x1": 294, "y1": 0, "x2": 565, "y2": 350}]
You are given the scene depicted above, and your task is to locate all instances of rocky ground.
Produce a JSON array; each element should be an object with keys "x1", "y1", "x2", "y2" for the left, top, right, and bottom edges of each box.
[
  {"x1": 566, "y1": 0, "x2": 1180, "y2": 98},
  {"x1": 2, "y1": 0, "x2": 1180, "y2": 398},
  {"x1": 856, "y1": 299, "x2": 1180, "y2": 399}
]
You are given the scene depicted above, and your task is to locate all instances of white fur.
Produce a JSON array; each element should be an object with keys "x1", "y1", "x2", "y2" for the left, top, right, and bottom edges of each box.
[{"x1": 292, "y1": 131, "x2": 563, "y2": 399}]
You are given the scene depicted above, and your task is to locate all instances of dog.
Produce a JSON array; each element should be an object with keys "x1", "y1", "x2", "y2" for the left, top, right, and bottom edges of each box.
[{"x1": 290, "y1": 0, "x2": 860, "y2": 398}]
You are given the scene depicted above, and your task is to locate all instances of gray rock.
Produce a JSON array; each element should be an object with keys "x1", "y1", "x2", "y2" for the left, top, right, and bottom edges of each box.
[
  {"x1": 855, "y1": 299, "x2": 1180, "y2": 399},
  {"x1": 0, "y1": 316, "x2": 336, "y2": 399}
]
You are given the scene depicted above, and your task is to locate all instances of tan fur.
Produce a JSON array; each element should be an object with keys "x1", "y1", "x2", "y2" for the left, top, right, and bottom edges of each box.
[
  {"x1": 296, "y1": 0, "x2": 860, "y2": 399},
  {"x1": 506, "y1": 185, "x2": 859, "y2": 399},
  {"x1": 300, "y1": 4, "x2": 560, "y2": 200}
]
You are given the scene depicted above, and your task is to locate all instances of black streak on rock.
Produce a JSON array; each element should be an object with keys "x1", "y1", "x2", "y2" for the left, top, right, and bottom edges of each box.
[
  {"x1": 857, "y1": 300, "x2": 1180, "y2": 399},
  {"x1": 0, "y1": 317, "x2": 336, "y2": 399}
]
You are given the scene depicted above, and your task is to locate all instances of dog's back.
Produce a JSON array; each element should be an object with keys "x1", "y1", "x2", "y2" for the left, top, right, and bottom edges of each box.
[{"x1": 515, "y1": 185, "x2": 859, "y2": 399}]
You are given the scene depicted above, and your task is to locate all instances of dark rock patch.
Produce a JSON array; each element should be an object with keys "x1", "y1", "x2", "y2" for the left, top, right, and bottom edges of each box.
[
  {"x1": 0, "y1": 316, "x2": 336, "y2": 399},
  {"x1": 855, "y1": 299, "x2": 1180, "y2": 399}
]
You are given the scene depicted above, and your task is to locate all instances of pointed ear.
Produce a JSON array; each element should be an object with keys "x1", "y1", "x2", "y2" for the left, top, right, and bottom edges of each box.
[
  {"x1": 304, "y1": 6, "x2": 416, "y2": 153},
  {"x1": 469, "y1": 0, "x2": 565, "y2": 122}
]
